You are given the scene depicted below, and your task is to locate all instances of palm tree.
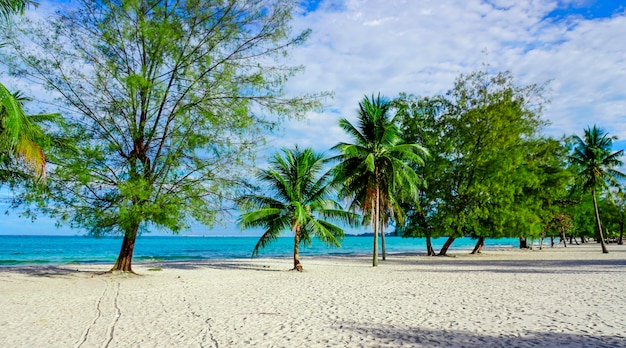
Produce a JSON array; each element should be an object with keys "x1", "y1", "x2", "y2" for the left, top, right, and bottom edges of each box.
[
  {"x1": 332, "y1": 94, "x2": 428, "y2": 266},
  {"x1": 570, "y1": 125, "x2": 626, "y2": 253},
  {"x1": 0, "y1": 87, "x2": 48, "y2": 178},
  {"x1": 0, "y1": 0, "x2": 37, "y2": 19},
  {"x1": 1, "y1": 0, "x2": 46, "y2": 178},
  {"x1": 238, "y1": 146, "x2": 359, "y2": 271}
]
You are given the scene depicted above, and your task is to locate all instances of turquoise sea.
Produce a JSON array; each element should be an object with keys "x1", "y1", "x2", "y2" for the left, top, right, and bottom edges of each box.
[{"x1": 0, "y1": 235, "x2": 520, "y2": 266}]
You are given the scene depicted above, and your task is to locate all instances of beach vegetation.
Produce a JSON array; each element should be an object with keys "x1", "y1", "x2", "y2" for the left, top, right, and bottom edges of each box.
[
  {"x1": 331, "y1": 94, "x2": 428, "y2": 266},
  {"x1": 238, "y1": 146, "x2": 359, "y2": 271},
  {"x1": 0, "y1": 0, "x2": 53, "y2": 185},
  {"x1": 1, "y1": 0, "x2": 325, "y2": 273},
  {"x1": 569, "y1": 125, "x2": 626, "y2": 253},
  {"x1": 395, "y1": 70, "x2": 553, "y2": 255}
]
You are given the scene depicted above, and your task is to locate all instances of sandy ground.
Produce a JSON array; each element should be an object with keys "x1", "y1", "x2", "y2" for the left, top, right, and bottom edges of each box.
[{"x1": 1, "y1": 244, "x2": 625, "y2": 348}]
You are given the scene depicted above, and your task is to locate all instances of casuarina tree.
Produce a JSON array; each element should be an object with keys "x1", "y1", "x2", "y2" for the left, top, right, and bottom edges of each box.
[{"x1": 1, "y1": 0, "x2": 325, "y2": 273}]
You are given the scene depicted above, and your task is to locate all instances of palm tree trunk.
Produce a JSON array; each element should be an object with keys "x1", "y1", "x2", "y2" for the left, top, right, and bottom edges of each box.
[
  {"x1": 438, "y1": 236, "x2": 455, "y2": 256},
  {"x1": 293, "y1": 225, "x2": 303, "y2": 271},
  {"x1": 372, "y1": 188, "x2": 380, "y2": 267},
  {"x1": 381, "y1": 219, "x2": 386, "y2": 261},
  {"x1": 471, "y1": 236, "x2": 485, "y2": 254},
  {"x1": 110, "y1": 223, "x2": 139, "y2": 273},
  {"x1": 592, "y1": 188, "x2": 609, "y2": 254},
  {"x1": 426, "y1": 235, "x2": 435, "y2": 256}
]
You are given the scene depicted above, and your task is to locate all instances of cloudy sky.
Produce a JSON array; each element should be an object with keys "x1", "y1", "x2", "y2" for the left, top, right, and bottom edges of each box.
[
  {"x1": 2, "y1": 0, "x2": 626, "y2": 235},
  {"x1": 271, "y1": 0, "x2": 626, "y2": 154}
]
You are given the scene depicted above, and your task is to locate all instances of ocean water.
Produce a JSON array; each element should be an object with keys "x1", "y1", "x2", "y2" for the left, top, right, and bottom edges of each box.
[{"x1": 0, "y1": 235, "x2": 520, "y2": 266}]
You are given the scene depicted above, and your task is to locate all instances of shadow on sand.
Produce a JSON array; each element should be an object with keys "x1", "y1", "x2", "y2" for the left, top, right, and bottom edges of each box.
[{"x1": 341, "y1": 322, "x2": 625, "y2": 348}]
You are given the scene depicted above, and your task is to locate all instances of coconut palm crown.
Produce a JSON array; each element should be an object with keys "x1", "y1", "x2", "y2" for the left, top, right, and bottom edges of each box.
[{"x1": 238, "y1": 146, "x2": 360, "y2": 271}]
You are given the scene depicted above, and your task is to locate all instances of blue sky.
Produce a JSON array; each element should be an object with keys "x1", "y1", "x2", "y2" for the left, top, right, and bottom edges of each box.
[{"x1": 2, "y1": 0, "x2": 626, "y2": 236}]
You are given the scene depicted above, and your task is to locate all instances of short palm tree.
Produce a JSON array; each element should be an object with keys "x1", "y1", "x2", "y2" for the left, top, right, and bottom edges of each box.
[
  {"x1": 570, "y1": 125, "x2": 626, "y2": 253},
  {"x1": 238, "y1": 146, "x2": 359, "y2": 271},
  {"x1": 332, "y1": 94, "x2": 428, "y2": 266}
]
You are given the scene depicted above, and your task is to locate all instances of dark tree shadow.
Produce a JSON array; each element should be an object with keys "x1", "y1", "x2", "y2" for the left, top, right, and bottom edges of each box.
[{"x1": 341, "y1": 322, "x2": 626, "y2": 348}]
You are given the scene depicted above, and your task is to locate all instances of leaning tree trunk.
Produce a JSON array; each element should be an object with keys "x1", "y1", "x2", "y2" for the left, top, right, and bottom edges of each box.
[
  {"x1": 438, "y1": 236, "x2": 455, "y2": 256},
  {"x1": 591, "y1": 189, "x2": 609, "y2": 254},
  {"x1": 471, "y1": 236, "x2": 485, "y2": 254},
  {"x1": 111, "y1": 224, "x2": 139, "y2": 273},
  {"x1": 560, "y1": 232, "x2": 567, "y2": 247},
  {"x1": 539, "y1": 233, "x2": 545, "y2": 250},
  {"x1": 426, "y1": 235, "x2": 435, "y2": 256},
  {"x1": 293, "y1": 225, "x2": 303, "y2": 271}
]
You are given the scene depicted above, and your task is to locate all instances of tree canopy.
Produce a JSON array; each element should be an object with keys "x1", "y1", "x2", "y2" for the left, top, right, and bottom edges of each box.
[{"x1": 1, "y1": 0, "x2": 326, "y2": 272}]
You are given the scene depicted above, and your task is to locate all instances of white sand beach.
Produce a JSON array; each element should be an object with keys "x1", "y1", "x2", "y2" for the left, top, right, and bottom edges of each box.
[{"x1": 1, "y1": 244, "x2": 625, "y2": 347}]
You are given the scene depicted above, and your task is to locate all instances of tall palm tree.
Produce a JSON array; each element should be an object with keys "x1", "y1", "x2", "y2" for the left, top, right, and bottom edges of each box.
[
  {"x1": 570, "y1": 125, "x2": 626, "y2": 253},
  {"x1": 1, "y1": 0, "x2": 46, "y2": 178},
  {"x1": 332, "y1": 94, "x2": 428, "y2": 266},
  {"x1": 238, "y1": 146, "x2": 359, "y2": 271}
]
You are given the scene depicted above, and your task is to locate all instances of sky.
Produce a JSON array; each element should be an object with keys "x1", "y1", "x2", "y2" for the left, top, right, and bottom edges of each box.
[{"x1": 2, "y1": 0, "x2": 626, "y2": 236}]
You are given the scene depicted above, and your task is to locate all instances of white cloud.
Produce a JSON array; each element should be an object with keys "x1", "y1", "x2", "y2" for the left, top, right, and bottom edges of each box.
[{"x1": 276, "y1": 0, "x2": 626, "y2": 152}]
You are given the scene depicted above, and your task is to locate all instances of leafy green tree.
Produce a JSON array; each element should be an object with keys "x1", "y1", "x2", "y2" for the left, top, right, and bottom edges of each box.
[
  {"x1": 332, "y1": 94, "x2": 427, "y2": 266},
  {"x1": 394, "y1": 94, "x2": 448, "y2": 256},
  {"x1": 238, "y1": 147, "x2": 359, "y2": 271},
  {"x1": 607, "y1": 187, "x2": 626, "y2": 245},
  {"x1": 1, "y1": 0, "x2": 325, "y2": 273},
  {"x1": 570, "y1": 125, "x2": 626, "y2": 253},
  {"x1": 398, "y1": 71, "x2": 547, "y2": 255}
]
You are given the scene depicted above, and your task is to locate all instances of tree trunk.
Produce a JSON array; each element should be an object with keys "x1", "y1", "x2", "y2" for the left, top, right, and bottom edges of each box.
[
  {"x1": 471, "y1": 236, "x2": 485, "y2": 254},
  {"x1": 426, "y1": 235, "x2": 435, "y2": 256},
  {"x1": 438, "y1": 236, "x2": 455, "y2": 256},
  {"x1": 539, "y1": 233, "x2": 544, "y2": 250},
  {"x1": 550, "y1": 236, "x2": 554, "y2": 248},
  {"x1": 372, "y1": 188, "x2": 379, "y2": 267},
  {"x1": 293, "y1": 225, "x2": 303, "y2": 272},
  {"x1": 592, "y1": 189, "x2": 609, "y2": 253},
  {"x1": 519, "y1": 237, "x2": 528, "y2": 249},
  {"x1": 110, "y1": 224, "x2": 139, "y2": 273},
  {"x1": 618, "y1": 221, "x2": 624, "y2": 245},
  {"x1": 381, "y1": 219, "x2": 386, "y2": 261},
  {"x1": 560, "y1": 232, "x2": 567, "y2": 247}
]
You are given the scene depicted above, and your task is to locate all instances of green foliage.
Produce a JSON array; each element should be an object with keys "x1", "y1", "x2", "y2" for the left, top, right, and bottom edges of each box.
[
  {"x1": 569, "y1": 125, "x2": 626, "y2": 251},
  {"x1": 396, "y1": 70, "x2": 553, "y2": 243},
  {"x1": 570, "y1": 125, "x2": 625, "y2": 193},
  {"x1": 238, "y1": 146, "x2": 359, "y2": 257},
  {"x1": 1, "y1": 0, "x2": 326, "y2": 263},
  {"x1": 0, "y1": 0, "x2": 36, "y2": 20},
  {"x1": 332, "y1": 94, "x2": 428, "y2": 265}
]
